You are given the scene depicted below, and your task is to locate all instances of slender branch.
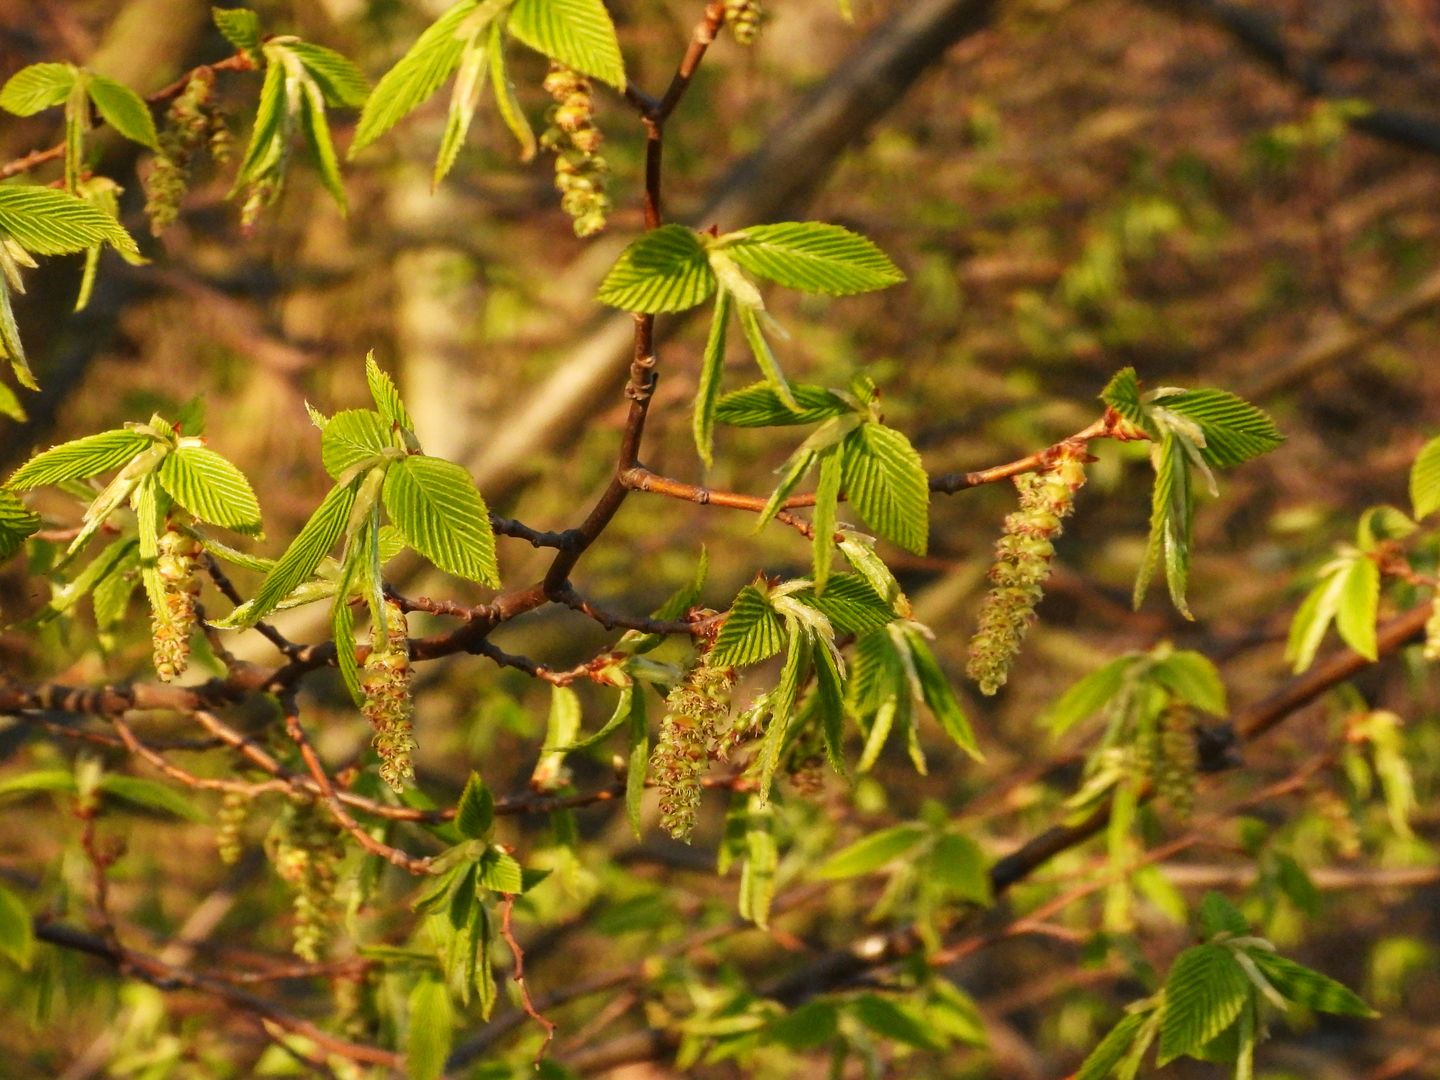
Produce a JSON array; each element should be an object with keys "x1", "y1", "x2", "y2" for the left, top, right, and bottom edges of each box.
[{"x1": 498, "y1": 894, "x2": 557, "y2": 1062}]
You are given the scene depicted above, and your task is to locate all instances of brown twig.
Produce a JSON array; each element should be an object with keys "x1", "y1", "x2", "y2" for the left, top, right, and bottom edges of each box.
[{"x1": 499, "y1": 893, "x2": 557, "y2": 1063}]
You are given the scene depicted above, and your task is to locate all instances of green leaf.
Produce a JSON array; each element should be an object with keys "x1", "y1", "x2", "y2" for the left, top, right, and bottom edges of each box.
[
  {"x1": 796, "y1": 572, "x2": 893, "y2": 635},
  {"x1": 507, "y1": 0, "x2": 625, "y2": 89},
  {"x1": 841, "y1": 423, "x2": 929, "y2": 555},
  {"x1": 350, "y1": 0, "x2": 480, "y2": 156},
  {"x1": 212, "y1": 7, "x2": 262, "y2": 55},
  {"x1": 477, "y1": 847, "x2": 524, "y2": 893},
  {"x1": 811, "y1": 447, "x2": 843, "y2": 590},
  {"x1": 722, "y1": 223, "x2": 904, "y2": 296},
  {"x1": 711, "y1": 583, "x2": 785, "y2": 667},
  {"x1": 97, "y1": 775, "x2": 206, "y2": 821},
  {"x1": 86, "y1": 75, "x2": 159, "y2": 149},
  {"x1": 1198, "y1": 891, "x2": 1250, "y2": 937},
  {"x1": 7, "y1": 429, "x2": 153, "y2": 490},
  {"x1": 929, "y1": 832, "x2": 991, "y2": 905},
  {"x1": 157, "y1": 446, "x2": 262, "y2": 533},
  {"x1": 295, "y1": 70, "x2": 348, "y2": 213},
  {"x1": 904, "y1": 628, "x2": 982, "y2": 759},
  {"x1": 286, "y1": 41, "x2": 370, "y2": 108},
  {"x1": 1100, "y1": 367, "x2": 1147, "y2": 429},
  {"x1": 0, "y1": 489, "x2": 40, "y2": 560},
  {"x1": 1285, "y1": 560, "x2": 1349, "y2": 673},
  {"x1": 1076, "y1": 1011, "x2": 1150, "y2": 1080},
  {"x1": 767, "y1": 1001, "x2": 839, "y2": 1051},
  {"x1": 22, "y1": 537, "x2": 136, "y2": 627},
  {"x1": 238, "y1": 477, "x2": 360, "y2": 627},
  {"x1": 432, "y1": 34, "x2": 490, "y2": 186},
  {"x1": 597, "y1": 225, "x2": 715, "y2": 313},
  {"x1": 488, "y1": 19, "x2": 536, "y2": 161},
  {"x1": 1, "y1": 63, "x2": 76, "y2": 116},
  {"x1": 1248, "y1": 951, "x2": 1376, "y2": 1017},
  {"x1": 1355, "y1": 505, "x2": 1416, "y2": 552},
  {"x1": 382, "y1": 454, "x2": 499, "y2": 586},
  {"x1": 1134, "y1": 431, "x2": 1193, "y2": 617},
  {"x1": 1159, "y1": 388, "x2": 1283, "y2": 469},
  {"x1": 814, "y1": 823, "x2": 927, "y2": 879},
  {"x1": 134, "y1": 474, "x2": 169, "y2": 624},
  {"x1": 365, "y1": 353, "x2": 415, "y2": 434},
  {"x1": 406, "y1": 976, "x2": 454, "y2": 1080},
  {"x1": 1149, "y1": 650, "x2": 1226, "y2": 715},
  {"x1": 738, "y1": 799, "x2": 778, "y2": 928},
  {"x1": 0, "y1": 379, "x2": 25, "y2": 421},
  {"x1": 757, "y1": 628, "x2": 809, "y2": 800},
  {"x1": 734, "y1": 302, "x2": 796, "y2": 410},
  {"x1": 715, "y1": 380, "x2": 851, "y2": 428},
  {"x1": 1410, "y1": 435, "x2": 1440, "y2": 520},
  {"x1": 848, "y1": 994, "x2": 944, "y2": 1052},
  {"x1": 0, "y1": 185, "x2": 138, "y2": 257},
  {"x1": 1334, "y1": 556, "x2": 1379, "y2": 660},
  {"x1": 0, "y1": 273, "x2": 35, "y2": 390},
  {"x1": 693, "y1": 291, "x2": 732, "y2": 467},
  {"x1": 1157, "y1": 944, "x2": 1251, "y2": 1064},
  {"x1": 0, "y1": 770, "x2": 77, "y2": 802},
  {"x1": 332, "y1": 587, "x2": 363, "y2": 706},
  {"x1": 1039, "y1": 655, "x2": 1136, "y2": 735},
  {"x1": 322, "y1": 409, "x2": 393, "y2": 479},
  {"x1": 455, "y1": 773, "x2": 494, "y2": 840},
  {"x1": 234, "y1": 60, "x2": 287, "y2": 188},
  {"x1": 0, "y1": 884, "x2": 34, "y2": 969}
]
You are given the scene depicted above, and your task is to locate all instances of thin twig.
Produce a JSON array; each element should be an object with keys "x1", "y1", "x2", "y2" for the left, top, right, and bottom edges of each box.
[{"x1": 499, "y1": 894, "x2": 557, "y2": 1062}]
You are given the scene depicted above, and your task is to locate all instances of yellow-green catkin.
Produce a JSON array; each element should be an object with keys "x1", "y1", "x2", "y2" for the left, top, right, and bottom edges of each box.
[
  {"x1": 724, "y1": 0, "x2": 765, "y2": 44},
  {"x1": 966, "y1": 449, "x2": 1088, "y2": 695},
  {"x1": 651, "y1": 653, "x2": 736, "y2": 841},
  {"x1": 151, "y1": 527, "x2": 203, "y2": 682},
  {"x1": 144, "y1": 72, "x2": 219, "y2": 235},
  {"x1": 216, "y1": 789, "x2": 248, "y2": 865},
  {"x1": 1155, "y1": 704, "x2": 1197, "y2": 819},
  {"x1": 269, "y1": 799, "x2": 344, "y2": 962},
  {"x1": 362, "y1": 599, "x2": 415, "y2": 792},
  {"x1": 540, "y1": 64, "x2": 611, "y2": 238}
]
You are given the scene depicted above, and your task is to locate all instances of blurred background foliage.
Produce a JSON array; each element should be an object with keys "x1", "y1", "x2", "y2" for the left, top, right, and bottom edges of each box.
[{"x1": 2, "y1": 0, "x2": 1440, "y2": 1076}]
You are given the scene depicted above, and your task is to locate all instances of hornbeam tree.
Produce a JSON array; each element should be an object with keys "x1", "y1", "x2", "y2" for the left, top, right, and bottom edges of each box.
[{"x1": 0, "y1": 2, "x2": 1436, "y2": 1078}]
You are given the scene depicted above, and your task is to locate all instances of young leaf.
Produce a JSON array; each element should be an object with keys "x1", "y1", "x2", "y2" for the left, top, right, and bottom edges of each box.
[
  {"x1": 86, "y1": 75, "x2": 159, "y2": 149},
  {"x1": 432, "y1": 34, "x2": 490, "y2": 186},
  {"x1": 849, "y1": 995, "x2": 945, "y2": 1052},
  {"x1": 597, "y1": 225, "x2": 715, "y2": 313},
  {"x1": 286, "y1": 41, "x2": 370, "y2": 108},
  {"x1": 455, "y1": 773, "x2": 495, "y2": 840},
  {"x1": 295, "y1": 71, "x2": 348, "y2": 213},
  {"x1": 0, "y1": 380, "x2": 24, "y2": 421},
  {"x1": 1075, "y1": 1011, "x2": 1151, "y2": 1080},
  {"x1": 382, "y1": 454, "x2": 499, "y2": 586},
  {"x1": 811, "y1": 447, "x2": 843, "y2": 591},
  {"x1": 735, "y1": 302, "x2": 796, "y2": 409},
  {"x1": 625, "y1": 691, "x2": 648, "y2": 840},
  {"x1": 350, "y1": 0, "x2": 481, "y2": 156},
  {"x1": 507, "y1": 0, "x2": 626, "y2": 89},
  {"x1": 406, "y1": 976, "x2": 455, "y2": 1080},
  {"x1": 904, "y1": 628, "x2": 982, "y2": 759},
  {"x1": 321, "y1": 409, "x2": 393, "y2": 479},
  {"x1": 1133, "y1": 431, "x2": 1193, "y2": 617},
  {"x1": 693, "y1": 291, "x2": 732, "y2": 467},
  {"x1": 813, "y1": 823, "x2": 927, "y2": 879},
  {"x1": 0, "y1": 63, "x2": 76, "y2": 116},
  {"x1": 0, "y1": 490, "x2": 41, "y2": 559},
  {"x1": 738, "y1": 798, "x2": 778, "y2": 928},
  {"x1": 0, "y1": 272, "x2": 35, "y2": 389},
  {"x1": 0, "y1": 185, "x2": 138, "y2": 257},
  {"x1": 212, "y1": 7, "x2": 262, "y2": 55},
  {"x1": 1039, "y1": 654, "x2": 1136, "y2": 735},
  {"x1": 1159, "y1": 388, "x2": 1283, "y2": 468},
  {"x1": 1285, "y1": 560, "x2": 1350, "y2": 673},
  {"x1": 237, "y1": 477, "x2": 360, "y2": 627},
  {"x1": 97, "y1": 774, "x2": 207, "y2": 821},
  {"x1": 365, "y1": 353, "x2": 415, "y2": 433},
  {"x1": 22, "y1": 537, "x2": 136, "y2": 627},
  {"x1": 1197, "y1": 891, "x2": 1250, "y2": 938},
  {"x1": 1148, "y1": 650, "x2": 1226, "y2": 715},
  {"x1": 1334, "y1": 555, "x2": 1380, "y2": 660},
  {"x1": 1157, "y1": 944, "x2": 1251, "y2": 1064},
  {"x1": 841, "y1": 423, "x2": 929, "y2": 555},
  {"x1": 7, "y1": 429, "x2": 153, "y2": 490},
  {"x1": 1410, "y1": 435, "x2": 1440, "y2": 520},
  {"x1": 721, "y1": 222, "x2": 904, "y2": 295},
  {"x1": 488, "y1": 19, "x2": 536, "y2": 162},
  {"x1": 332, "y1": 587, "x2": 363, "y2": 706},
  {"x1": 156, "y1": 446, "x2": 262, "y2": 533},
  {"x1": 1100, "y1": 367, "x2": 1147, "y2": 429},
  {"x1": 711, "y1": 583, "x2": 785, "y2": 667},
  {"x1": 715, "y1": 380, "x2": 851, "y2": 427},
  {"x1": 233, "y1": 60, "x2": 287, "y2": 189},
  {"x1": 1248, "y1": 951, "x2": 1377, "y2": 1017},
  {"x1": 794, "y1": 573, "x2": 893, "y2": 634},
  {"x1": 0, "y1": 884, "x2": 34, "y2": 969}
]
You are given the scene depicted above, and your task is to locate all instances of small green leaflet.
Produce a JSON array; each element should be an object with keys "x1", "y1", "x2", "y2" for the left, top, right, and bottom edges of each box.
[
  {"x1": 85, "y1": 75, "x2": 159, "y2": 150},
  {"x1": 0, "y1": 63, "x2": 76, "y2": 115},
  {"x1": 0, "y1": 883, "x2": 34, "y2": 969},
  {"x1": 488, "y1": 19, "x2": 536, "y2": 161},
  {"x1": 1156, "y1": 944, "x2": 1251, "y2": 1065},
  {"x1": 1248, "y1": 951, "x2": 1376, "y2": 1018},
  {"x1": 365, "y1": 351, "x2": 415, "y2": 433},
  {"x1": 1285, "y1": 549, "x2": 1379, "y2": 671},
  {"x1": 1133, "y1": 430, "x2": 1193, "y2": 617},
  {"x1": 842, "y1": 422, "x2": 929, "y2": 555},
  {"x1": 736, "y1": 796, "x2": 777, "y2": 927},
  {"x1": 0, "y1": 185, "x2": 138, "y2": 257},
  {"x1": 1410, "y1": 434, "x2": 1440, "y2": 520},
  {"x1": 718, "y1": 222, "x2": 904, "y2": 296},
  {"x1": 1099, "y1": 367, "x2": 1146, "y2": 428},
  {"x1": 814, "y1": 823, "x2": 928, "y2": 880},
  {"x1": 597, "y1": 225, "x2": 715, "y2": 313},
  {"x1": 432, "y1": 27, "x2": 491, "y2": 186},
  {"x1": 282, "y1": 42, "x2": 370, "y2": 108},
  {"x1": 508, "y1": 0, "x2": 625, "y2": 89},
  {"x1": 455, "y1": 772, "x2": 495, "y2": 840},
  {"x1": 382, "y1": 454, "x2": 499, "y2": 587},
  {"x1": 406, "y1": 976, "x2": 455, "y2": 1080},
  {"x1": 711, "y1": 582, "x2": 785, "y2": 667},
  {"x1": 1157, "y1": 388, "x2": 1284, "y2": 469},
  {"x1": 156, "y1": 445, "x2": 263, "y2": 533},
  {"x1": 321, "y1": 409, "x2": 394, "y2": 479},
  {"x1": 1074, "y1": 1010, "x2": 1153, "y2": 1080},
  {"x1": 213, "y1": 6, "x2": 262, "y2": 57}
]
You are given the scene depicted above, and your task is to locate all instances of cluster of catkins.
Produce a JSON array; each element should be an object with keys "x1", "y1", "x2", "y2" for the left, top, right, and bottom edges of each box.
[
  {"x1": 151, "y1": 527, "x2": 203, "y2": 682},
  {"x1": 966, "y1": 448, "x2": 1088, "y2": 695},
  {"x1": 651, "y1": 652, "x2": 737, "y2": 841},
  {"x1": 144, "y1": 72, "x2": 231, "y2": 235},
  {"x1": 268, "y1": 799, "x2": 344, "y2": 962},
  {"x1": 362, "y1": 599, "x2": 416, "y2": 792},
  {"x1": 724, "y1": 0, "x2": 765, "y2": 44},
  {"x1": 540, "y1": 64, "x2": 611, "y2": 238}
]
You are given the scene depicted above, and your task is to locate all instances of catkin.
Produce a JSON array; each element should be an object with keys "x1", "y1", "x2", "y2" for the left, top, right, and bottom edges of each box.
[
  {"x1": 541, "y1": 64, "x2": 612, "y2": 238},
  {"x1": 724, "y1": 0, "x2": 765, "y2": 45},
  {"x1": 151, "y1": 528, "x2": 203, "y2": 682},
  {"x1": 651, "y1": 654, "x2": 736, "y2": 841},
  {"x1": 269, "y1": 800, "x2": 344, "y2": 962},
  {"x1": 362, "y1": 599, "x2": 416, "y2": 792}
]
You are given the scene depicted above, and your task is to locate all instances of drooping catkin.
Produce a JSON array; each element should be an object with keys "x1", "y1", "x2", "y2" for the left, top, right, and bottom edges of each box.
[
  {"x1": 144, "y1": 72, "x2": 228, "y2": 235},
  {"x1": 216, "y1": 789, "x2": 248, "y2": 865},
  {"x1": 724, "y1": 0, "x2": 765, "y2": 45},
  {"x1": 966, "y1": 449, "x2": 1087, "y2": 695},
  {"x1": 1155, "y1": 704, "x2": 1197, "y2": 819},
  {"x1": 151, "y1": 527, "x2": 203, "y2": 682},
  {"x1": 540, "y1": 64, "x2": 611, "y2": 238},
  {"x1": 362, "y1": 599, "x2": 415, "y2": 792},
  {"x1": 269, "y1": 799, "x2": 344, "y2": 962},
  {"x1": 651, "y1": 653, "x2": 736, "y2": 841}
]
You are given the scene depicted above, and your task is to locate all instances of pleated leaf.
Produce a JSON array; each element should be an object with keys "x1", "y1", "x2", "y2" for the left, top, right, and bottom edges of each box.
[
  {"x1": 841, "y1": 422, "x2": 929, "y2": 554},
  {"x1": 287, "y1": 41, "x2": 370, "y2": 108},
  {"x1": 692, "y1": 291, "x2": 732, "y2": 467},
  {"x1": 488, "y1": 19, "x2": 536, "y2": 161},
  {"x1": 349, "y1": 0, "x2": 480, "y2": 156},
  {"x1": 1248, "y1": 951, "x2": 1376, "y2": 1017},
  {"x1": 793, "y1": 573, "x2": 893, "y2": 634},
  {"x1": 365, "y1": 353, "x2": 415, "y2": 433},
  {"x1": 1157, "y1": 944, "x2": 1251, "y2": 1065},
  {"x1": 1160, "y1": 388, "x2": 1283, "y2": 468},
  {"x1": 905, "y1": 628, "x2": 982, "y2": 759},
  {"x1": 723, "y1": 222, "x2": 904, "y2": 296},
  {"x1": 507, "y1": 0, "x2": 625, "y2": 89},
  {"x1": 811, "y1": 446, "x2": 843, "y2": 590},
  {"x1": 295, "y1": 70, "x2": 348, "y2": 212},
  {"x1": 321, "y1": 409, "x2": 392, "y2": 479},
  {"x1": 1410, "y1": 435, "x2": 1440, "y2": 520},
  {"x1": 711, "y1": 583, "x2": 785, "y2": 667},
  {"x1": 1100, "y1": 366, "x2": 1148, "y2": 429},
  {"x1": 382, "y1": 454, "x2": 498, "y2": 586},
  {"x1": 86, "y1": 75, "x2": 159, "y2": 149},
  {"x1": 0, "y1": 63, "x2": 76, "y2": 115},
  {"x1": 432, "y1": 37, "x2": 489, "y2": 186},
  {"x1": 157, "y1": 446, "x2": 263, "y2": 533},
  {"x1": 1076, "y1": 1011, "x2": 1152, "y2": 1080},
  {"x1": 213, "y1": 7, "x2": 262, "y2": 55},
  {"x1": 0, "y1": 489, "x2": 40, "y2": 559},
  {"x1": 1333, "y1": 554, "x2": 1380, "y2": 660},
  {"x1": 597, "y1": 225, "x2": 715, "y2": 313},
  {"x1": 1133, "y1": 431, "x2": 1193, "y2": 617},
  {"x1": 0, "y1": 186, "x2": 137, "y2": 257},
  {"x1": 406, "y1": 977, "x2": 455, "y2": 1080},
  {"x1": 7, "y1": 429, "x2": 152, "y2": 489},
  {"x1": 234, "y1": 477, "x2": 360, "y2": 627},
  {"x1": 814, "y1": 823, "x2": 928, "y2": 880},
  {"x1": 715, "y1": 380, "x2": 850, "y2": 427}
]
